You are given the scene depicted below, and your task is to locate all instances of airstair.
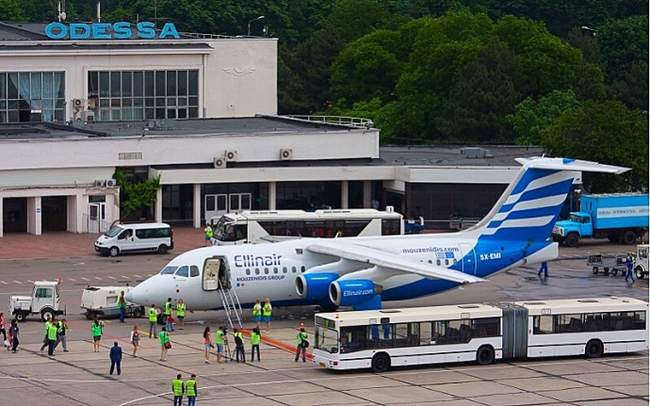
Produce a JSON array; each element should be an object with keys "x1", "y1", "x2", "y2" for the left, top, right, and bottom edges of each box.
[
  {"x1": 218, "y1": 280, "x2": 243, "y2": 330},
  {"x1": 203, "y1": 256, "x2": 244, "y2": 330}
]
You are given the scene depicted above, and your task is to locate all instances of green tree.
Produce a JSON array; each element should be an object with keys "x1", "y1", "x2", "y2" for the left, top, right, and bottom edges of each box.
[
  {"x1": 541, "y1": 100, "x2": 648, "y2": 192},
  {"x1": 0, "y1": 0, "x2": 24, "y2": 20},
  {"x1": 507, "y1": 90, "x2": 581, "y2": 145},
  {"x1": 113, "y1": 170, "x2": 161, "y2": 219}
]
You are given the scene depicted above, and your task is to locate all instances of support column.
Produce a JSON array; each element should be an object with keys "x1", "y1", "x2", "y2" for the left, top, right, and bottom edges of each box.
[
  {"x1": 0, "y1": 196, "x2": 3, "y2": 238},
  {"x1": 363, "y1": 180, "x2": 372, "y2": 208},
  {"x1": 155, "y1": 187, "x2": 163, "y2": 223},
  {"x1": 66, "y1": 195, "x2": 77, "y2": 233},
  {"x1": 27, "y1": 196, "x2": 42, "y2": 235},
  {"x1": 340, "y1": 180, "x2": 349, "y2": 209},
  {"x1": 193, "y1": 184, "x2": 201, "y2": 228},
  {"x1": 268, "y1": 181, "x2": 277, "y2": 210}
]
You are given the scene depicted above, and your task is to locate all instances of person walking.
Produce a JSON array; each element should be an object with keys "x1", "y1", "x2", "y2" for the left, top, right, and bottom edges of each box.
[
  {"x1": 118, "y1": 291, "x2": 127, "y2": 323},
  {"x1": 625, "y1": 254, "x2": 636, "y2": 286},
  {"x1": 109, "y1": 341, "x2": 122, "y2": 375},
  {"x1": 39, "y1": 316, "x2": 52, "y2": 352},
  {"x1": 47, "y1": 317, "x2": 58, "y2": 357},
  {"x1": 175, "y1": 299, "x2": 186, "y2": 329},
  {"x1": 0, "y1": 312, "x2": 6, "y2": 344},
  {"x1": 9, "y1": 320, "x2": 19, "y2": 353},
  {"x1": 185, "y1": 374, "x2": 198, "y2": 406},
  {"x1": 202, "y1": 327, "x2": 212, "y2": 364},
  {"x1": 160, "y1": 326, "x2": 171, "y2": 361},
  {"x1": 91, "y1": 318, "x2": 104, "y2": 352},
  {"x1": 250, "y1": 327, "x2": 261, "y2": 361},
  {"x1": 294, "y1": 327, "x2": 308, "y2": 362},
  {"x1": 252, "y1": 299, "x2": 262, "y2": 329},
  {"x1": 215, "y1": 326, "x2": 225, "y2": 363},
  {"x1": 171, "y1": 373, "x2": 184, "y2": 406},
  {"x1": 262, "y1": 298, "x2": 273, "y2": 330},
  {"x1": 204, "y1": 223, "x2": 213, "y2": 246},
  {"x1": 56, "y1": 318, "x2": 69, "y2": 352},
  {"x1": 163, "y1": 298, "x2": 173, "y2": 331},
  {"x1": 148, "y1": 304, "x2": 158, "y2": 339},
  {"x1": 130, "y1": 325, "x2": 140, "y2": 356},
  {"x1": 538, "y1": 261, "x2": 549, "y2": 279},
  {"x1": 233, "y1": 328, "x2": 245, "y2": 363}
]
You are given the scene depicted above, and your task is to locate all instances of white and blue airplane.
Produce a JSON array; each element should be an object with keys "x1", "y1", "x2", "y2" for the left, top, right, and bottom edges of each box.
[{"x1": 126, "y1": 157, "x2": 628, "y2": 311}]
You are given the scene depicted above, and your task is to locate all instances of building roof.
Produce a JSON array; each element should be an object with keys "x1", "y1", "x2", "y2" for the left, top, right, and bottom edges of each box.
[{"x1": 380, "y1": 145, "x2": 544, "y2": 167}]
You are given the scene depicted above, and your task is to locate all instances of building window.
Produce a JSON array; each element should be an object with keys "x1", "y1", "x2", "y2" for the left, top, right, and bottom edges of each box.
[
  {"x1": 88, "y1": 70, "x2": 199, "y2": 121},
  {"x1": 0, "y1": 71, "x2": 65, "y2": 123}
]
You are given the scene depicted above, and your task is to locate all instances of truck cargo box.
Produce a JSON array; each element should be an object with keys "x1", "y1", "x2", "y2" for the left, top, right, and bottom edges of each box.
[{"x1": 581, "y1": 193, "x2": 649, "y2": 230}]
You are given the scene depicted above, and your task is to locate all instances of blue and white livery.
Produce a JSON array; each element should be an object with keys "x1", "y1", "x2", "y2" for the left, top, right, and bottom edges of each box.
[{"x1": 126, "y1": 157, "x2": 629, "y2": 311}]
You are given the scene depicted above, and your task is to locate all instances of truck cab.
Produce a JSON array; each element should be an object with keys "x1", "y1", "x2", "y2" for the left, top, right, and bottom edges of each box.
[
  {"x1": 10, "y1": 281, "x2": 64, "y2": 321},
  {"x1": 553, "y1": 212, "x2": 592, "y2": 247},
  {"x1": 635, "y1": 244, "x2": 649, "y2": 280}
]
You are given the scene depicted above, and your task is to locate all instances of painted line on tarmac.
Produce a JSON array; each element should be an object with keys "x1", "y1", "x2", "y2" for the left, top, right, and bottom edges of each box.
[
  {"x1": 120, "y1": 275, "x2": 129, "y2": 279},
  {"x1": 81, "y1": 277, "x2": 90, "y2": 281},
  {"x1": 68, "y1": 278, "x2": 76, "y2": 282},
  {"x1": 107, "y1": 276, "x2": 116, "y2": 280},
  {"x1": 0, "y1": 281, "x2": 7, "y2": 285},
  {"x1": 13, "y1": 280, "x2": 22, "y2": 284},
  {"x1": 94, "y1": 276, "x2": 102, "y2": 280},
  {"x1": 134, "y1": 274, "x2": 142, "y2": 278}
]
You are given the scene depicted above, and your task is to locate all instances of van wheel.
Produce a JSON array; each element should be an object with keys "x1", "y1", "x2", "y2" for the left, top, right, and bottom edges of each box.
[
  {"x1": 585, "y1": 339, "x2": 603, "y2": 358},
  {"x1": 564, "y1": 233, "x2": 579, "y2": 247},
  {"x1": 635, "y1": 267, "x2": 645, "y2": 280},
  {"x1": 622, "y1": 230, "x2": 637, "y2": 245},
  {"x1": 477, "y1": 345, "x2": 495, "y2": 365},
  {"x1": 109, "y1": 247, "x2": 119, "y2": 257},
  {"x1": 157, "y1": 245, "x2": 168, "y2": 255},
  {"x1": 15, "y1": 311, "x2": 26, "y2": 322},
  {"x1": 371, "y1": 353, "x2": 391, "y2": 373},
  {"x1": 41, "y1": 308, "x2": 54, "y2": 322}
]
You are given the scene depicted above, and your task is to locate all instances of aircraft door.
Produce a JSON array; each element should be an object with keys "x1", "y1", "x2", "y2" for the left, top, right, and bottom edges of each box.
[
  {"x1": 459, "y1": 243, "x2": 477, "y2": 275},
  {"x1": 203, "y1": 256, "x2": 232, "y2": 291}
]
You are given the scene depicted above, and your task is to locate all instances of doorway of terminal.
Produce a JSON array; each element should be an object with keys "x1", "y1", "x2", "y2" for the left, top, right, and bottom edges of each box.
[
  {"x1": 204, "y1": 193, "x2": 251, "y2": 220},
  {"x1": 2, "y1": 197, "x2": 27, "y2": 233},
  {"x1": 42, "y1": 196, "x2": 67, "y2": 232}
]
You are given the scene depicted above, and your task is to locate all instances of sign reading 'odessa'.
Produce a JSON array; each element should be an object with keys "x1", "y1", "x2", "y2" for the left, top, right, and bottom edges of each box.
[{"x1": 44, "y1": 21, "x2": 180, "y2": 40}]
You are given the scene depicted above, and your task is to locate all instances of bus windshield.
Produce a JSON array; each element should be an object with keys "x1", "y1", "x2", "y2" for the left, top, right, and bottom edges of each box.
[
  {"x1": 214, "y1": 217, "x2": 247, "y2": 242},
  {"x1": 105, "y1": 225, "x2": 124, "y2": 237},
  {"x1": 315, "y1": 318, "x2": 339, "y2": 353}
]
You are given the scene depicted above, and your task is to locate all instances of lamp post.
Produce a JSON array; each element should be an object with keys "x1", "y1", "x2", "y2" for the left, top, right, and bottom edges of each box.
[{"x1": 247, "y1": 15, "x2": 265, "y2": 36}]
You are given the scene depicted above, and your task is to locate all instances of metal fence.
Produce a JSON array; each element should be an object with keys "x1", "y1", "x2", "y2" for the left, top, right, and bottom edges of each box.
[{"x1": 286, "y1": 115, "x2": 374, "y2": 129}]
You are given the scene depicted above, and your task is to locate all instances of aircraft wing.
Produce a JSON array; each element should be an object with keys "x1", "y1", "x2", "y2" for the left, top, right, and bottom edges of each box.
[{"x1": 306, "y1": 240, "x2": 485, "y2": 284}]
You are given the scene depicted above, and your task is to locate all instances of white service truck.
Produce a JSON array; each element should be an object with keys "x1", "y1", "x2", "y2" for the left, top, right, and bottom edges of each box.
[
  {"x1": 10, "y1": 281, "x2": 65, "y2": 321},
  {"x1": 81, "y1": 286, "x2": 144, "y2": 319},
  {"x1": 635, "y1": 244, "x2": 649, "y2": 279}
]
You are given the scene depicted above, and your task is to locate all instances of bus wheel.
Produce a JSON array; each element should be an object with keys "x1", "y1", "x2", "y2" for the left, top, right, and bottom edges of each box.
[
  {"x1": 585, "y1": 339, "x2": 603, "y2": 358},
  {"x1": 371, "y1": 353, "x2": 391, "y2": 373},
  {"x1": 635, "y1": 267, "x2": 645, "y2": 280},
  {"x1": 477, "y1": 345, "x2": 495, "y2": 365}
]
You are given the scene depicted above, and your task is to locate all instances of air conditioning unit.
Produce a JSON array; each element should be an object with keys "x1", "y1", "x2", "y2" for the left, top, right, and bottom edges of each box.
[
  {"x1": 279, "y1": 148, "x2": 293, "y2": 160},
  {"x1": 94, "y1": 179, "x2": 106, "y2": 187},
  {"x1": 105, "y1": 179, "x2": 117, "y2": 188},
  {"x1": 213, "y1": 156, "x2": 227, "y2": 169},
  {"x1": 224, "y1": 150, "x2": 238, "y2": 162},
  {"x1": 72, "y1": 98, "x2": 84, "y2": 110},
  {"x1": 82, "y1": 110, "x2": 95, "y2": 122}
]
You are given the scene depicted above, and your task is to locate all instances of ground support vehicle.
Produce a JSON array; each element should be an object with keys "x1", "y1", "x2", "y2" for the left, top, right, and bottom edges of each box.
[
  {"x1": 81, "y1": 286, "x2": 144, "y2": 319},
  {"x1": 587, "y1": 254, "x2": 628, "y2": 276},
  {"x1": 95, "y1": 222, "x2": 173, "y2": 257},
  {"x1": 634, "y1": 245, "x2": 648, "y2": 279},
  {"x1": 9, "y1": 281, "x2": 65, "y2": 321}
]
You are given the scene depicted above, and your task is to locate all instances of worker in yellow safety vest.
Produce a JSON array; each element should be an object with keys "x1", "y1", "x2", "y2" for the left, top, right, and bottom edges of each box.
[
  {"x1": 171, "y1": 373, "x2": 184, "y2": 406},
  {"x1": 262, "y1": 298, "x2": 273, "y2": 330},
  {"x1": 163, "y1": 298, "x2": 174, "y2": 332},
  {"x1": 159, "y1": 327, "x2": 171, "y2": 361},
  {"x1": 215, "y1": 326, "x2": 225, "y2": 363},
  {"x1": 294, "y1": 327, "x2": 309, "y2": 362},
  {"x1": 148, "y1": 304, "x2": 158, "y2": 338},
  {"x1": 175, "y1": 299, "x2": 186, "y2": 329},
  {"x1": 250, "y1": 327, "x2": 261, "y2": 361},
  {"x1": 46, "y1": 317, "x2": 58, "y2": 357},
  {"x1": 252, "y1": 299, "x2": 262, "y2": 329},
  {"x1": 185, "y1": 374, "x2": 197, "y2": 406},
  {"x1": 39, "y1": 316, "x2": 52, "y2": 352}
]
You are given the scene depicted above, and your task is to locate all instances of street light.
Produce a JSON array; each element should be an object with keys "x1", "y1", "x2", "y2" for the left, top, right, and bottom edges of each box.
[{"x1": 247, "y1": 15, "x2": 265, "y2": 36}]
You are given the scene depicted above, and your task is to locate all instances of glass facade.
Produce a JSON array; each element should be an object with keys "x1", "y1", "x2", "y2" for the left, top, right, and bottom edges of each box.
[
  {"x1": 88, "y1": 70, "x2": 199, "y2": 121},
  {"x1": 0, "y1": 71, "x2": 65, "y2": 123}
]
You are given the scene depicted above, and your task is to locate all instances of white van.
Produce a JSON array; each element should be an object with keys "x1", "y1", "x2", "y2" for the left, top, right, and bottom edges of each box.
[{"x1": 95, "y1": 223, "x2": 174, "y2": 257}]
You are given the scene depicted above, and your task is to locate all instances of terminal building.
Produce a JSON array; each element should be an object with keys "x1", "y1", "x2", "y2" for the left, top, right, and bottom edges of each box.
[{"x1": 0, "y1": 21, "x2": 549, "y2": 237}]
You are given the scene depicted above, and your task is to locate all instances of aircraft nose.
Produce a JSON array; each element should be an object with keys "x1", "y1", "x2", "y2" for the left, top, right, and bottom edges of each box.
[{"x1": 125, "y1": 290, "x2": 134, "y2": 302}]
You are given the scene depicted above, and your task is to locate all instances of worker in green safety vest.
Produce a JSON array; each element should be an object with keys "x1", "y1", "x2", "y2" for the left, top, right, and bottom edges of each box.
[
  {"x1": 148, "y1": 304, "x2": 158, "y2": 339},
  {"x1": 46, "y1": 317, "x2": 58, "y2": 357},
  {"x1": 163, "y1": 298, "x2": 174, "y2": 332},
  {"x1": 204, "y1": 224, "x2": 214, "y2": 246},
  {"x1": 175, "y1": 299, "x2": 186, "y2": 329},
  {"x1": 262, "y1": 298, "x2": 273, "y2": 330},
  {"x1": 252, "y1": 298, "x2": 262, "y2": 329},
  {"x1": 171, "y1": 373, "x2": 184, "y2": 406},
  {"x1": 215, "y1": 326, "x2": 225, "y2": 363},
  {"x1": 91, "y1": 318, "x2": 104, "y2": 353},
  {"x1": 39, "y1": 317, "x2": 52, "y2": 352},
  {"x1": 159, "y1": 326, "x2": 171, "y2": 361},
  {"x1": 185, "y1": 374, "x2": 197, "y2": 406},
  {"x1": 250, "y1": 327, "x2": 261, "y2": 361},
  {"x1": 294, "y1": 327, "x2": 309, "y2": 362}
]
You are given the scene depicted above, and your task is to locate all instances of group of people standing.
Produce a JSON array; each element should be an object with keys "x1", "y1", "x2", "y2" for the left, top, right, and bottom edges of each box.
[
  {"x1": 0, "y1": 312, "x2": 19, "y2": 353},
  {"x1": 38, "y1": 316, "x2": 70, "y2": 357}
]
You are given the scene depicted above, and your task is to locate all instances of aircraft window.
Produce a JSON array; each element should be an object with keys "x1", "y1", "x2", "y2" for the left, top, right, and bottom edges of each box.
[
  {"x1": 427, "y1": 260, "x2": 432, "y2": 264},
  {"x1": 160, "y1": 266, "x2": 177, "y2": 275},
  {"x1": 436, "y1": 260, "x2": 441, "y2": 266},
  {"x1": 246, "y1": 269, "x2": 251, "y2": 275},
  {"x1": 273, "y1": 267, "x2": 278, "y2": 274},
  {"x1": 264, "y1": 268, "x2": 269, "y2": 275},
  {"x1": 301, "y1": 266, "x2": 306, "y2": 273},
  {"x1": 444, "y1": 259, "x2": 449, "y2": 265},
  {"x1": 255, "y1": 268, "x2": 260, "y2": 275},
  {"x1": 283, "y1": 267, "x2": 288, "y2": 274},
  {"x1": 453, "y1": 259, "x2": 458, "y2": 264},
  {"x1": 175, "y1": 266, "x2": 189, "y2": 277},
  {"x1": 190, "y1": 266, "x2": 200, "y2": 277},
  {"x1": 292, "y1": 266, "x2": 297, "y2": 273}
]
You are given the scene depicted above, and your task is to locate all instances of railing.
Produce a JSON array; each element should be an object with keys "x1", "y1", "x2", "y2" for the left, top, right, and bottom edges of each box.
[
  {"x1": 286, "y1": 115, "x2": 374, "y2": 129},
  {"x1": 180, "y1": 32, "x2": 243, "y2": 40}
]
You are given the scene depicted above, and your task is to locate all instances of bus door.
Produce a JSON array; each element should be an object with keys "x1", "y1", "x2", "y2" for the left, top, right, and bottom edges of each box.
[{"x1": 459, "y1": 243, "x2": 477, "y2": 275}]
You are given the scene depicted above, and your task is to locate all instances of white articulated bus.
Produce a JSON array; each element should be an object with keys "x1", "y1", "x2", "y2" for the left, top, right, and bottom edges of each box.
[
  {"x1": 313, "y1": 297, "x2": 648, "y2": 372},
  {"x1": 209, "y1": 208, "x2": 403, "y2": 245}
]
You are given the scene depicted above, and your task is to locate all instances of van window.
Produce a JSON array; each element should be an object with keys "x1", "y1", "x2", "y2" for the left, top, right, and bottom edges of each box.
[
  {"x1": 160, "y1": 266, "x2": 177, "y2": 275},
  {"x1": 35, "y1": 287, "x2": 52, "y2": 298},
  {"x1": 136, "y1": 227, "x2": 171, "y2": 239},
  {"x1": 175, "y1": 266, "x2": 189, "y2": 277},
  {"x1": 106, "y1": 295, "x2": 118, "y2": 305},
  {"x1": 190, "y1": 266, "x2": 199, "y2": 277},
  {"x1": 118, "y1": 229, "x2": 132, "y2": 240},
  {"x1": 105, "y1": 226, "x2": 124, "y2": 238}
]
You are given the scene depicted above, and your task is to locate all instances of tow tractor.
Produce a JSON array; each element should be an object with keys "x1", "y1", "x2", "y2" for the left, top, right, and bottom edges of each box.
[
  {"x1": 634, "y1": 244, "x2": 649, "y2": 279},
  {"x1": 9, "y1": 280, "x2": 66, "y2": 321}
]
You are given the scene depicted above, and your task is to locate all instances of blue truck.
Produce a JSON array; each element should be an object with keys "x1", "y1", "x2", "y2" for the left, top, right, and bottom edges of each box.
[{"x1": 552, "y1": 193, "x2": 649, "y2": 247}]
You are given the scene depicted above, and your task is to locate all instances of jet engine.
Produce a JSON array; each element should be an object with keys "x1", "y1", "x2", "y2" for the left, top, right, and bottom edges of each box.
[
  {"x1": 329, "y1": 279, "x2": 382, "y2": 308},
  {"x1": 295, "y1": 272, "x2": 339, "y2": 302}
]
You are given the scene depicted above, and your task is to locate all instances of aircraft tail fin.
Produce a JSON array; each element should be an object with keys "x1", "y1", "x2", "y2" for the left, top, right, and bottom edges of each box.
[{"x1": 467, "y1": 157, "x2": 629, "y2": 241}]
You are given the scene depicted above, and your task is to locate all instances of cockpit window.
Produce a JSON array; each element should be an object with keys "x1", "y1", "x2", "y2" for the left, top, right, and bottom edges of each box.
[
  {"x1": 175, "y1": 266, "x2": 189, "y2": 277},
  {"x1": 160, "y1": 266, "x2": 177, "y2": 275},
  {"x1": 190, "y1": 265, "x2": 200, "y2": 277}
]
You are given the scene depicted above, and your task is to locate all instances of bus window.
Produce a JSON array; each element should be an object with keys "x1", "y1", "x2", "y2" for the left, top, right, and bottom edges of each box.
[
  {"x1": 419, "y1": 321, "x2": 432, "y2": 345},
  {"x1": 381, "y1": 219, "x2": 401, "y2": 235},
  {"x1": 556, "y1": 314, "x2": 583, "y2": 333},
  {"x1": 471, "y1": 317, "x2": 500, "y2": 337},
  {"x1": 394, "y1": 323, "x2": 419, "y2": 347},
  {"x1": 533, "y1": 315, "x2": 553, "y2": 334},
  {"x1": 340, "y1": 325, "x2": 368, "y2": 353}
]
